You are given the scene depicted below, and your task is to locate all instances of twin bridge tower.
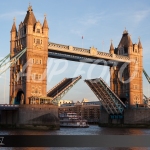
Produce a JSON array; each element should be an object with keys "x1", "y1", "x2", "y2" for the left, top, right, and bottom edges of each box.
[{"x1": 10, "y1": 6, "x2": 143, "y2": 107}]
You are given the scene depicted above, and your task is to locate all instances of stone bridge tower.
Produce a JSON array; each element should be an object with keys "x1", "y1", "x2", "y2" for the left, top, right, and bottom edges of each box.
[
  {"x1": 110, "y1": 30, "x2": 143, "y2": 106},
  {"x1": 10, "y1": 5, "x2": 49, "y2": 104}
]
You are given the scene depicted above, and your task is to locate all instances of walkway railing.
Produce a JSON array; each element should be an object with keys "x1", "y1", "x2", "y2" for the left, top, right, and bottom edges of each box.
[{"x1": 48, "y1": 42, "x2": 130, "y2": 63}]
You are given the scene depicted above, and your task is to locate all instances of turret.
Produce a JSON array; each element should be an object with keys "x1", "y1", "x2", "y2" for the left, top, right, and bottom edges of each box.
[
  {"x1": 24, "y1": 5, "x2": 36, "y2": 35},
  {"x1": 42, "y1": 15, "x2": 49, "y2": 37},
  {"x1": 11, "y1": 20, "x2": 17, "y2": 33},
  {"x1": 138, "y1": 37, "x2": 143, "y2": 61},
  {"x1": 11, "y1": 18, "x2": 17, "y2": 39},
  {"x1": 118, "y1": 29, "x2": 133, "y2": 55},
  {"x1": 138, "y1": 38, "x2": 143, "y2": 49},
  {"x1": 24, "y1": 5, "x2": 36, "y2": 25},
  {"x1": 109, "y1": 40, "x2": 114, "y2": 54},
  {"x1": 10, "y1": 18, "x2": 17, "y2": 57}
]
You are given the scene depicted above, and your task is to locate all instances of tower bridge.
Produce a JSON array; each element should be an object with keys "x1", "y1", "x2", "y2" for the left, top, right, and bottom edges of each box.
[{"x1": 8, "y1": 5, "x2": 143, "y2": 115}]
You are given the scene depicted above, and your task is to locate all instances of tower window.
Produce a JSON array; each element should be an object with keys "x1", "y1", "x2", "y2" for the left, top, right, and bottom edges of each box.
[
  {"x1": 39, "y1": 59, "x2": 42, "y2": 64},
  {"x1": 36, "y1": 29, "x2": 40, "y2": 33},
  {"x1": 38, "y1": 74, "x2": 42, "y2": 80},
  {"x1": 36, "y1": 39, "x2": 40, "y2": 44},
  {"x1": 35, "y1": 74, "x2": 38, "y2": 80},
  {"x1": 133, "y1": 84, "x2": 138, "y2": 90},
  {"x1": 24, "y1": 26, "x2": 26, "y2": 34},
  {"x1": 124, "y1": 47, "x2": 128, "y2": 53},
  {"x1": 35, "y1": 59, "x2": 38, "y2": 64}
]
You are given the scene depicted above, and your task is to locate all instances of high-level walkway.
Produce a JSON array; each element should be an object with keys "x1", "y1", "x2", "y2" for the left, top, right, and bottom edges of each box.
[
  {"x1": 85, "y1": 78, "x2": 126, "y2": 114},
  {"x1": 48, "y1": 42, "x2": 130, "y2": 66},
  {"x1": 47, "y1": 76, "x2": 81, "y2": 104}
]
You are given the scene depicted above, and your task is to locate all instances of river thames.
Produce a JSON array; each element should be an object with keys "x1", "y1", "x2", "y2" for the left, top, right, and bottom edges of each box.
[{"x1": 1, "y1": 125, "x2": 150, "y2": 150}]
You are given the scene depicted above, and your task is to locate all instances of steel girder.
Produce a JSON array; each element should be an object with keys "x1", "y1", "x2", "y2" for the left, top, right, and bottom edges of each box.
[
  {"x1": 143, "y1": 94, "x2": 150, "y2": 108},
  {"x1": 143, "y1": 69, "x2": 150, "y2": 84},
  {"x1": 85, "y1": 78, "x2": 126, "y2": 114},
  {"x1": 47, "y1": 76, "x2": 81, "y2": 105},
  {"x1": 48, "y1": 51, "x2": 117, "y2": 67},
  {"x1": 0, "y1": 48, "x2": 26, "y2": 75}
]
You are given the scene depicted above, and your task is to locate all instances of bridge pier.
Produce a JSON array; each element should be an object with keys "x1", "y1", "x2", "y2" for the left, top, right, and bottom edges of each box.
[
  {"x1": 0, "y1": 110, "x2": 18, "y2": 127},
  {"x1": 99, "y1": 106, "x2": 150, "y2": 127},
  {"x1": 0, "y1": 104, "x2": 59, "y2": 130}
]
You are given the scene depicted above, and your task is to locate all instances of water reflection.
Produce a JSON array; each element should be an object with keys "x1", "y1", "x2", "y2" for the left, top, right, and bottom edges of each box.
[
  {"x1": 1, "y1": 125, "x2": 150, "y2": 150},
  {"x1": 1, "y1": 147, "x2": 149, "y2": 150}
]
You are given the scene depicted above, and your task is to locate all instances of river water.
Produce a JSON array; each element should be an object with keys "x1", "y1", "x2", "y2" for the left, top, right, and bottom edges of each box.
[{"x1": 1, "y1": 125, "x2": 150, "y2": 150}]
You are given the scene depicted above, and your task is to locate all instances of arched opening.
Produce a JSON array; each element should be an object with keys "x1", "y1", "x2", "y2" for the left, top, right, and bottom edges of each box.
[{"x1": 15, "y1": 90, "x2": 25, "y2": 104}]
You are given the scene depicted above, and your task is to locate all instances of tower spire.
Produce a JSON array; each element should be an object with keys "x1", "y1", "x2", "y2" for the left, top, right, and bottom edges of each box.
[
  {"x1": 128, "y1": 34, "x2": 133, "y2": 47},
  {"x1": 109, "y1": 39, "x2": 114, "y2": 54},
  {"x1": 11, "y1": 17, "x2": 17, "y2": 32},
  {"x1": 110, "y1": 40, "x2": 114, "y2": 50},
  {"x1": 43, "y1": 14, "x2": 49, "y2": 28},
  {"x1": 123, "y1": 27, "x2": 128, "y2": 34},
  {"x1": 23, "y1": 4, "x2": 36, "y2": 25},
  {"x1": 138, "y1": 37, "x2": 143, "y2": 49}
]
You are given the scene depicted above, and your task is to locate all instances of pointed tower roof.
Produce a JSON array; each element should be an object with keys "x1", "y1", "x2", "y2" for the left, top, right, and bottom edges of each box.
[
  {"x1": 138, "y1": 38, "x2": 143, "y2": 49},
  {"x1": 118, "y1": 29, "x2": 133, "y2": 48},
  {"x1": 11, "y1": 18, "x2": 17, "y2": 32},
  {"x1": 128, "y1": 35, "x2": 133, "y2": 46},
  {"x1": 110, "y1": 40, "x2": 114, "y2": 51},
  {"x1": 23, "y1": 5, "x2": 37, "y2": 25},
  {"x1": 43, "y1": 15, "x2": 49, "y2": 28}
]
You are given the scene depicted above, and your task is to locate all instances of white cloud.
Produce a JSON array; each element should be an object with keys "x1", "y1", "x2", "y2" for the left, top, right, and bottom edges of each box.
[
  {"x1": 79, "y1": 12, "x2": 104, "y2": 26},
  {"x1": 70, "y1": 12, "x2": 105, "y2": 37},
  {"x1": 132, "y1": 10, "x2": 150, "y2": 24},
  {"x1": 0, "y1": 11, "x2": 26, "y2": 20},
  {"x1": 70, "y1": 29, "x2": 82, "y2": 37}
]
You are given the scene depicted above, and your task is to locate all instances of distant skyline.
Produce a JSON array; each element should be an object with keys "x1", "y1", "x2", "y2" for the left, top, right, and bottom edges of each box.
[{"x1": 0, "y1": 0, "x2": 150, "y2": 104}]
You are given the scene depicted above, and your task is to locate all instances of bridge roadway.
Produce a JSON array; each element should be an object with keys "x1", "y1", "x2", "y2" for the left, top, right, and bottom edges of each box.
[
  {"x1": 85, "y1": 78, "x2": 126, "y2": 114},
  {"x1": 47, "y1": 76, "x2": 81, "y2": 104},
  {"x1": 0, "y1": 104, "x2": 19, "y2": 110},
  {"x1": 48, "y1": 42, "x2": 130, "y2": 66}
]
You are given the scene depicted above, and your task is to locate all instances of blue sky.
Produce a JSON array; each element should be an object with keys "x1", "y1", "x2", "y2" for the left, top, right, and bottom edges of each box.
[{"x1": 0, "y1": 0, "x2": 150, "y2": 104}]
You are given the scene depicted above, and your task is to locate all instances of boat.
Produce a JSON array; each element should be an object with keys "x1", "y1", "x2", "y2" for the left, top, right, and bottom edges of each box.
[{"x1": 59, "y1": 112, "x2": 89, "y2": 128}]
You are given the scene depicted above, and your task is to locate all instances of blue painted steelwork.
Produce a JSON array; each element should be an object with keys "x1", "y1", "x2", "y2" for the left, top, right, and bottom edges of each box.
[
  {"x1": 143, "y1": 69, "x2": 150, "y2": 84},
  {"x1": 0, "y1": 48, "x2": 26, "y2": 75},
  {"x1": 85, "y1": 78, "x2": 126, "y2": 114},
  {"x1": 99, "y1": 78, "x2": 126, "y2": 114},
  {"x1": 47, "y1": 76, "x2": 82, "y2": 105},
  {"x1": 110, "y1": 114, "x2": 123, "y2": 119}
]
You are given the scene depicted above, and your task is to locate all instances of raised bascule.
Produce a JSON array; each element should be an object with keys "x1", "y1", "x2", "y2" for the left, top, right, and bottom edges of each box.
[{"x1": 9, "y1": 5, "x2": 144, "y2": 117}]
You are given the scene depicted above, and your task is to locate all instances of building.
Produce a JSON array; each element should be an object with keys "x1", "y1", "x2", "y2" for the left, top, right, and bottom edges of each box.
[
  {"x1": 59, "y1": 99, "x2": 101, "y2": 124},
  {"x1": 110, "y1": 30, "x2": 143, "y2": 105},
  {"x1": 58, "y1": 100, "x2": 74, "y2": 106},
  {"x1": 10, "y1": 5, "x2": 49, "y2": 104}
]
